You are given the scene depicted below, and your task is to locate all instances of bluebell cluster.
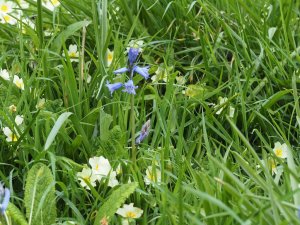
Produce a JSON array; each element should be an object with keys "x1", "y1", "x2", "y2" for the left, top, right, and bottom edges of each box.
[{"x1": 106, "y1": 47, "x2": 149, "y2": 95}]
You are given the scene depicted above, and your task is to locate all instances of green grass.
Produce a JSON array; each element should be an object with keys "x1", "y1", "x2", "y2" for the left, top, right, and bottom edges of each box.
[{"x1": 0, "y1": 0, "x2": 300, "y2": 224}]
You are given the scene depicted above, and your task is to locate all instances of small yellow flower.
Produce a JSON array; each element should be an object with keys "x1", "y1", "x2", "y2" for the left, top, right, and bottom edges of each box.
[
  {"x1": 63, "y1": 44, "x2": 79, "y2": 62},
  {"x1": 13, "y1": 75, "x2": 24, "y2": 90},
  {"x1": 107, "y1": 49, "x2": 114, "y2": 67},
  {"x1": 273, "y1": 142, "x2": 288, "y2": 159},
  {"x1": 144, "y1": 166, "x2": 161, "y2": 185}
]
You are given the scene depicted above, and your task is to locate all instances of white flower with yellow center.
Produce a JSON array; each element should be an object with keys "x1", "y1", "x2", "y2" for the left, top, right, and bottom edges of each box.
[
  {"x1": 106, "y1": 48, "x2": 114, "y2": 67},
  {"x1": 3, "y1": 127, "x2": 18, "y2": 142},
  {"x1": 89, "y1": 156, "x2": 112, "y2": 179},
  {"x1": 15, "y1": 115, "x2": 24, "y2": 125},
  {"x1": 0, "y1": 1, "x2": 15, "y2": 15},
  {"x1": 13, "y1": 75, "x2": 24, "y2": 90},
  {"x1": 42, "y1": 0, "x2": 60, "y2": 11},
  {"x1": 144, "y1": 166, "x2": 161, "y2": 185},
  {"x1": 116, "y1": 203, "x2": 143, "y2": 219},
  {"x1": 0, "y1": 69, "x2": 10, "y2": 80},
  {"x1": 62, "y1": 44, "x2": 79, "y2": 62},
  {"x1": 273, "y1": 142, "x2": 288, "y2": 159},
  {"x1": 77, "y1": 167, "x2": 97, "y2": 189},
  {"x1": 0, "y1": 13, "x2": 17, "y2": 25}
]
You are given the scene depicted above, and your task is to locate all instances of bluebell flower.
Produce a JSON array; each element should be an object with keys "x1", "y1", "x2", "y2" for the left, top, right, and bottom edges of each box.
[
  {"x1": 106, "y1": 81, "x2": 123, "y2": 96},
  {"x1": 114, "y1": 66, "x2": 150, "y2": 80},
  {"x1": 136, "y1": 119, "x2": 151, "y2": 144},
  {"x1": 123, "y1": 80, "x2": 138, "y2": 95},
  {"x1": 0, "y1": 183, "x2": 10, "y2": 215},
  {"x1": 128, "y1": 48, "x2": 139, "y2": 66}
]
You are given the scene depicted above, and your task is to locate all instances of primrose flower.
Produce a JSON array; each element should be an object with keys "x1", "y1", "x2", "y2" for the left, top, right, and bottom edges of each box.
[
  {"x1": 106, "y1": 81, "x2": 123, "y2": 96},
  {"x1": 89, "y1": 156, "x2": 112, "y2": 178},
  {"x1": 0, "y1": 69, "x2": 10, "y2": 80},
  {"x1": 0, "y1": 1, "x2": 15, "y2": 15},
  {"x1": 15, "y1": 115, "x2": 24, "y2": 125},
  {"x1": 0, "y1": 183, "x2": 10, "y2": 215},
  {"x1": 273, "y1": 142, "x2": 288, "y2": 159},
  {"x1": 43, "y1": 0, "x2": 60, "y2": 11},
  {"x1": 36, "y1": 98, "x2": 46, "y2": 110},
  {"x1": 123, "y1": 80, "x2": 138, "y2": 95},
  {"x1": 107, "y1": 171, "x2": 119, "y2": 187},
  {"x1": 144, "y1": 166, "x2": 161, "y2": 185},
  {"x1": 0, "y1": 13, "x2": 17, "y2": 25},
  {"x1": 13, "y1": 75, "x2": 24, "y2": 90},
  {"x1": 136, "y1": 119, "x2": 151, "y2": 144},
  {"x1": 3, "y1": 127, "x2": 18, "y2": 142},
  {"x1": 77, "y1": 167, "x2": 97, "y2": 190},
  {"x1": 116, "y1": 203, "x2": 143, "y2": 219},
  {"x1": 107, "y1": 48, "x2": 114, "y2": 67},
  {"x1": 63, "y1": 44, "x2": 79, "y2": 62}
]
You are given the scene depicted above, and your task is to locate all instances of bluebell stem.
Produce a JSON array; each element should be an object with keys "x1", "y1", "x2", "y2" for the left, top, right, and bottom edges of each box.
[
  {"x1": 123, "y1": 80, "x2": 138, "y2": 95},
  {"x1": 106, "y1": 81, "x2": 123, "y2": 96},
  {"x1": 0, "y1": 183, "x2": 10, "y2": 215},
  {"x1": 136, "y1": 119, "x2": 151, "y2": 144}
]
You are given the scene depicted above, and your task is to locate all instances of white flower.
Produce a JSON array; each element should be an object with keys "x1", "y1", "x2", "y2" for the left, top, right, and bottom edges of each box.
[
  {"x1": 89, "y1": 156, "x2": 112, "y2": 178},
  {"x1": 126, "y1": 40, "x2": 144, "y2": 52},
  {"x1": 121, "y1": 219, "x2": 129, "y2": 225},
  {"x1": 86, "y1": 75, "x2": 92, "y2": 84},
  {"x1": 3, "y1": 127, "x2": 18, "y2": 142},
  {"x1": 15, "y1": 115, "x2": 24, "y2": 125},
  {"x1": 8, "y1": 104, "x2": 17, "y2": 112},
  {"x1": 77, "y1": 167, "x2": 97, "y2": 189},
  {"x1": 0, "y1": 69, "x2": 9, "y2": 80},
  {"x1": 215, "y1": 97, "x2": 228, "y2": 114},
  {"x1": 108, "y1": 171, "x2": 119, "y2": 187},
  {"x1": 273, "y1": 142, "x2": 288, "y2": 159},
  {"x1": 116, "y1": 203, "x2": 143, "y2": 219},
  {"x1": 107, "y1": 48, "x2": 113, "y2": 67},
  {"x1": 63, "y1": 44, "x2": 79, "y2": 62},
  {"x1": 0, "y1": 13, "x2": 17, "y2": 25},
  {"x1": 116, "y1": 163, "x2": 122, "y2": 175},
  {"x1": 13, "y1": 75, "x2": 24, "y2": 90},
  {"x1": 229, "y1": 106, "x2": 235, "y2": 118},
  {"x1": 17, "y1": 0, "x2": 29, "y2": 9},
  {"x1": 0, "y1": 1, "x2": 15, "y2": 15},
  {"x1": 144, "y1": 166, "x2": 161, "y2": 185},
  {"x1": 42, "y1": 0, "x2": 60, "y2": 11}
]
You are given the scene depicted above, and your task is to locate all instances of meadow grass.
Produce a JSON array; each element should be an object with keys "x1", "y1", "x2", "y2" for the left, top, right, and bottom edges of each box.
[{"x1": 0, "y1": 0, "x2": 300, "y2": 224}]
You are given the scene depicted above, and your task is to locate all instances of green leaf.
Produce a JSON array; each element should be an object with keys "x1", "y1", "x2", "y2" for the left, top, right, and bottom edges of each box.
[
  {"x1": 44, "y1": 112, "x2": 73, "y2": 150},
  {"x1": 93, "y1": 182, "x2": 138, "y2": 225},
  {"x1": 24, "y1": 163, "x2": 56, "y2": 225},
  {"x1": 6, "y1": 203, "x2": 29, "y2": 225},
  {"x1": 52, "y1": 20, "x2": 91, "y2": 53}
]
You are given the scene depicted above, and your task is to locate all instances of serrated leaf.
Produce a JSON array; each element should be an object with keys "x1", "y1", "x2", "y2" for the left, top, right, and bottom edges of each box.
[
  {"x1": 93, "y1": 182, "x2": 138, "y2": 225},
  {"x1": 24, "y1": 163, "x2": 56, "y2": 225},
  {"x1": 7, "y1": 203, "x2": 29, "y2": 225},
  {"x1": 44, "y1": 112, "x2": 73, "y2": 150}
]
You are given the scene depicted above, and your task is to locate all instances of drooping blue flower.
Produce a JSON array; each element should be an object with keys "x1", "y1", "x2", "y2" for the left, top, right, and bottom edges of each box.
[
  {"x1": 0, "y1": 183, "x2": 10, "y2": 215},
  {"x1": 128, "y1": 48, "x2": 139, "y2": 66},
  {"x1": 123, "y1": 80, "x2": 138, "y2": 95},
  {"x1": 106, "y1": 81, "x2": 123, "y2": 96},
  {"x1": 136, "y1": 119, "x2": 151, "y2": 144},
  {"x1": 133, "y1": 66, "x2": 150, "y2": 79},
  {"x1": 113, "y1": 67, "x2": 129, "y2": 74}
]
